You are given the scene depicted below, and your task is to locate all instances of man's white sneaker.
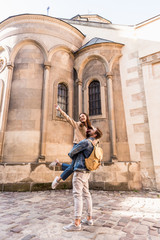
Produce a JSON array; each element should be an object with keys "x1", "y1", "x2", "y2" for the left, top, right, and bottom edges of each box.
[
  {"x1": 63, "y1": 223, "x2": 81, "y2": 231},
  {"x1": 51, "y1": 176, "x2": 59, "y2": 189},
  {"x1": 81, "y1": 219, "x2": 93, "y2": 225}
]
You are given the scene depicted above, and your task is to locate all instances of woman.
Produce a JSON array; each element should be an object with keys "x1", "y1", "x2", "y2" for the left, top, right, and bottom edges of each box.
[{"x1": 50, "y1": 105, "x2": 93, "y2": 189}]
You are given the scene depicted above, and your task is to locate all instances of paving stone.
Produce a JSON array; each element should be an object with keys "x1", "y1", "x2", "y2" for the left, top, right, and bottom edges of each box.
[
  {"x1": 0, "y1": 190, "x2": 160, "y2": 239},
  {"x1": 19, "y1": 219, "x2": 31, "y2": 225},
  {"x1": 21, "y1": 235, "x2": 36, "y2": 240},
  {"x1": 133, "y1": 237, "x2": 148, "y2": 240},
  {"x1": 143, "y1": 217, "x2": 158, "y2": 223},
  {"x1": 153, "y1": 222, "x2": 160, "y2": 228},
  {"x1": 118, "y1": 221, "x2": 127, "y2": 227},
  {"x1": 150, "y1": 236, "x2": 160, "y2": 240},
  {"x1": 122, "y1": 225, "x2": 136, "y2": 233},
  {"x1": 125, "y1": 233, "x2": 134, "y2": 238},
  {"x1": 10, "y1": 226, "x2": 23, "y2": 233},
  {"x1": 103, "y1": 222, "x2": 114, "y2": 228},
  {"x1": 119, "y1": 238, "x2": 133, "y2": 240},
  {"x1": 141, "y1": 220, "x2": 155, "y2": 226},
  {"x1": 149, "y1": 229, "x2": 159, "y2": 236},
  {"x1": 131, "y1": 217, "x2": 142, "y2": 222},
  {"x1": 133, "y1": 225, "x2": 149, "y2": 235}
]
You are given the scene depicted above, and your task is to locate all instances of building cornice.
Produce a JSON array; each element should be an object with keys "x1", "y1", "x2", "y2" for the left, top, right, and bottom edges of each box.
[
  {"x1": 0, "y1": 14, "x2": 85, "y2": 40},
  {"x1": 62, "y1": 18, "x2": 134, "y2": 30},
  {"x1": 135, "y1": 14, "x2": 160, "y2": 29},
  {"x1": 74, "y1": 41, "x2": 124, "y2": 56}
]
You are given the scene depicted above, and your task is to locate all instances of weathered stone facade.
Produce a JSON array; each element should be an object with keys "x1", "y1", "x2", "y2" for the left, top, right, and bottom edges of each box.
[{"x1": 0, "y1": 14, "x2": 159, "y2": 191}]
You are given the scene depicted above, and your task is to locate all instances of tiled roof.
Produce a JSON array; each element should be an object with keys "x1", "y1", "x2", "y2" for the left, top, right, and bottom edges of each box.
[{"x1": 78, "y1": 37, "x2": 117, "y2": 50}]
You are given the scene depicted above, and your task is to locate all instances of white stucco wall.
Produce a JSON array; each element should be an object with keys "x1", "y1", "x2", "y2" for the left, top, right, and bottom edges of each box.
[{"x1": 71, "y1": 17, "x2": 160, "y2": 189}]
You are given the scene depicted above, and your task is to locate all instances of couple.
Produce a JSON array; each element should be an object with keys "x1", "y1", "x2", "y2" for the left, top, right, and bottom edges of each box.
[{"x1": 50, "y1": 105, "x2": 102, "y2": 231}]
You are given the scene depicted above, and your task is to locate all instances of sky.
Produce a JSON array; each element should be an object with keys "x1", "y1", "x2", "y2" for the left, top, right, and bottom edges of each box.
[{"x1": 0, "y1": 0, "x2": 160, "y2": 25}]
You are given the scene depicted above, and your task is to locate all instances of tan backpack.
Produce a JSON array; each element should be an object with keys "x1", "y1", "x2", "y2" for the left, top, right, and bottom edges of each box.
[{"x1": 85, "y1": 139, "x2": 103, "y2": 171}]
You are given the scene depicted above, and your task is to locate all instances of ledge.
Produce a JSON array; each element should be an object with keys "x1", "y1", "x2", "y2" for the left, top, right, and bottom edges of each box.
[{"x1": 0, "y1": 161, "x2": 142, "y2": 191}]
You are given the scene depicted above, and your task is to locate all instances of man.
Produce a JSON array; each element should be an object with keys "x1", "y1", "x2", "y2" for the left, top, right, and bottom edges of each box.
[{"x1": 62, "y1": 127, "x2": 103, "y2": 231}]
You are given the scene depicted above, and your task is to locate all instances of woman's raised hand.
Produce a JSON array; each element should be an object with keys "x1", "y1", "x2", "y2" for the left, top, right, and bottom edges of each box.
[{"x1": 55, "y1": 104, "x2": 60, "y2": 110}]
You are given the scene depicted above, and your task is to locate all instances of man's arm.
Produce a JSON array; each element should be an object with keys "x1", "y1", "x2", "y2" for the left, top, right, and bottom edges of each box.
[{"x1": 68, "y1": 140, "x2": 88, "y2": 158}]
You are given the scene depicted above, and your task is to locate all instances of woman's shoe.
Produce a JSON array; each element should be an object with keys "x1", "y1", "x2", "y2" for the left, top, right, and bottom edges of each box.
[
  {"x1": 51, "y1": 176, "x2": 60, "y2": 189},
  {"x1": 49, "y1": 162, "x2": 57, "y2": 168},
  {"x1": 49, "y1": 159, "x2": 60, "y2": 169}
]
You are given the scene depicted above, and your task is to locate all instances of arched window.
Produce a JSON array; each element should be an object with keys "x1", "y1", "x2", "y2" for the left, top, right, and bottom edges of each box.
[
  {"x1": 57, "y1": 83, "x2": 68, "y2": 116},
  {"x1": 89, "y1": 80, "x2": 101, "y2": 116}
]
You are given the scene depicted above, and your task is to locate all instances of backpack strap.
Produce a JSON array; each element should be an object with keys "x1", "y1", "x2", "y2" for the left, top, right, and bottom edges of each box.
[
  {"x1": 87, "y1": 138, "x2": 94, "y2": 146},
  {"x1": 88, "y1": 138, "x2": 99, "y2": 147}
]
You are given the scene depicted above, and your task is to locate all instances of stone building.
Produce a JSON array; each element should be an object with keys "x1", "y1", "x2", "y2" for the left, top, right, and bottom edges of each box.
[{"x1": 0, "y1": 13, "x2": 160, "y2": 191}]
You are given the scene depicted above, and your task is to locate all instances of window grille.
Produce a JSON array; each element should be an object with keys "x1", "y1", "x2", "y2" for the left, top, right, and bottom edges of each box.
[
  {"x1": 57, "y1": 83, "x2": 68, "y2": 116},
  {"x1": 89, "y1": 80, "x2": 101, "y2": 116}
]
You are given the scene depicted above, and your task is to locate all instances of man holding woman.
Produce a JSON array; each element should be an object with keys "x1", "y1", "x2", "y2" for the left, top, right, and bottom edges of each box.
[{"x1": 50, "y1": 105, "x2": 103, "y2": 231}]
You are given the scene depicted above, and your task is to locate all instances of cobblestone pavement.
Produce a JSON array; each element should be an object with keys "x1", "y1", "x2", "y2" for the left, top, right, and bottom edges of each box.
[{"x1": 0, "y1": 190, "x2": 160, "y2": 240}]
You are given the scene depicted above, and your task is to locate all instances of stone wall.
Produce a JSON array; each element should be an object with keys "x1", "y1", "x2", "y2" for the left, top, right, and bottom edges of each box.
[
  {"x1": 0, "y1": 161, "x2": 141, "y2": 191},
  {"x1": 3, "y1": 44, "x2": 44, "y2": 163}
]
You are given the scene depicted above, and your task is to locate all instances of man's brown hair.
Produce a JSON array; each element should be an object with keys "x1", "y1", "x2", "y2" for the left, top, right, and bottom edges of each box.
[{"x1": 95, "y1": 128, "x2": 103, "y2": 139}]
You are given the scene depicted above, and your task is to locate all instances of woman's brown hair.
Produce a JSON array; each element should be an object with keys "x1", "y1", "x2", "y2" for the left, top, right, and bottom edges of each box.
[{"x1": 79, "y1": 113, "x2": 92, "y2": 129}]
